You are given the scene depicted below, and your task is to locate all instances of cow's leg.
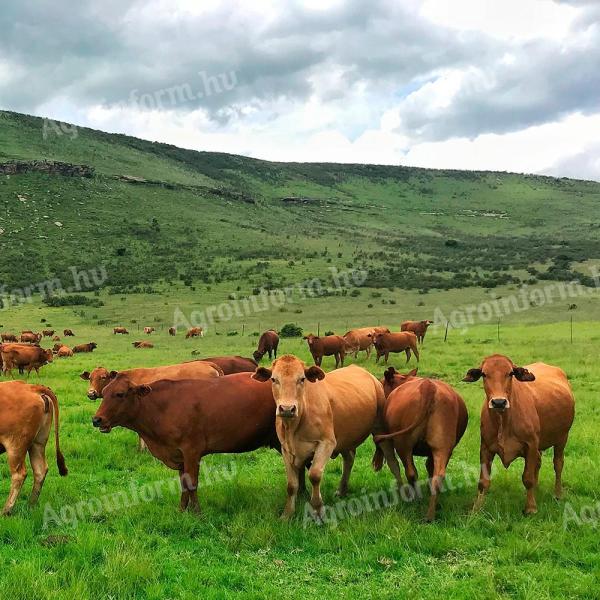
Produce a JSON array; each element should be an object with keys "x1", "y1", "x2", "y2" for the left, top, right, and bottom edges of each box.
[
  {"x1": 553, "y1": 443, "x2": 566, "y2": 499},
  {"x1": 375, "y1": 351, "x2": 380, "y2": 364},
  {"x1": 307, "y1": 440, "x2": 336, "y2": 523},
  {"x1": 335, "y1": 449, "x2": 355, "y2": 497},
  {"x1": 28, "y1": 441, "x2": 49, "y2": 506},
  {"x1": 178, "y1": 468, "x2": 190, "y2": 511},
  {"x1": 405, "y1": 349, "x2": 411, "y2": 363},
  {"x1": 281, "y1": 458, "x2": 300, "y2": 520},
  {"x1": 2, "y1": 448, "x2": 27, "y2": 515},
  {"x1": 378, "y1": 440, "x2": 403, "y2": 489},
  {"x1": 473, "y1": 444, "x2": 494, "y2": 512},
  {"x1": 522, "y1": 447, "x2": 541, "y2": 515},
  {"x1": 398, "y1": 450, "x2": 418, "y2": 488},
  {"x1": 413, "y1": 344, "x2": 420, "y2": 362},
  {"x1": 340, "y1": 352, "x2": 345, "y2": 368},
  {"x1": 384, "y1": 352, "x2": 389, "y2": 364},
  {"x1": 181, "y1": 453, "x2": 201, "y2": 513},
  {"x1": 425, "y1": 449, "x2": 449, "y2": 522}
]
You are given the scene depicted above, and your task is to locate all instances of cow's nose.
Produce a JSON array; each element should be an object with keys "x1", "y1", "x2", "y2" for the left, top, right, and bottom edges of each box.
[
  {"x1": 92, "y1": 416, "x2": 102, "y2": 427},
  {"x1": 87, "y1": 390, "x2": 98, "y2": 400},
  {"x1": 491, "y1": 398, "x2": 508, "y2": 409},
  {"x1": 278, "y1": 405, "x2": 297, "y2": 417}
]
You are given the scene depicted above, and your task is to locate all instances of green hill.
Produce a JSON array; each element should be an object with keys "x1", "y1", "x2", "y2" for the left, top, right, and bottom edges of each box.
[{"x1": 1, "y1": 109, "x2": 599, "y2": 298}]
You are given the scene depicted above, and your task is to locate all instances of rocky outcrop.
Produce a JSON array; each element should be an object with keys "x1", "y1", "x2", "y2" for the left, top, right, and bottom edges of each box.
[{"x1": 0, "y1": 160, "x2": 94, "y2": 177}]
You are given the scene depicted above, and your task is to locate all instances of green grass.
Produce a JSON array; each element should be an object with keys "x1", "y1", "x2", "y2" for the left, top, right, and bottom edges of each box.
[{"x1": 0, "y1": 293, "x2": 599, "y2": 599}]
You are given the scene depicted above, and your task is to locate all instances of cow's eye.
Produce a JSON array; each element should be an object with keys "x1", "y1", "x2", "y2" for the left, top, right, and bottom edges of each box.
[
  {"x1": 271, "y1": 378, "x2": 277, "y2": 384},
  {"x1": 298, "y1": 377, "x2": 305, "y2": 384}
]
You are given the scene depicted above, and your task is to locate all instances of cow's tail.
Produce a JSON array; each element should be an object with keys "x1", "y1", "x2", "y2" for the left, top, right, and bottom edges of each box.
[
  {"x1": 40, "y1": 387, "x2": 68, "y2": 476},
  {"x1": 373, "y1": 379, "x2": 435, "y2": 442}
]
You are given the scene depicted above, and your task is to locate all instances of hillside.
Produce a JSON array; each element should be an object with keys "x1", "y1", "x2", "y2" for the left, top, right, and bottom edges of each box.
[{"x1": 1, "y1": 110, "x2": 600, "y2": 299}]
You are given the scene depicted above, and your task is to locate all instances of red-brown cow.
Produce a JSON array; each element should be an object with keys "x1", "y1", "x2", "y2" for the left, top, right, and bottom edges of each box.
[
  {"x1": 20, "y1": 332, "x2": 41, "y2": 344},
  {"x1": 400, "y1": 320, "x2": 434, "y2": 344},
  {"x1": 73, "y1": 342, "x2": 97, "y2": 353},
  {"x1": 463, "y1": 355, "x2": 575, "y2": 515},
  {"x1": 92, "y1": 373, "x2": 278, "y2": 512},
  {"x1": 113, "y1": 327, "x2": 129, "y2": 335},
  {"x1": 56, "y1": 346, "x2": 74, "y2": 358},
  {"x1": 303, "y1": 334, "x2": 346, "y2": 369},
  {"x1": 168, "y1": 327, "x2": 176, "y2": 336},
  {"x1": 253, "y1": 330, "x2": 279, "y2": 362},
  {"x1": 63, "y1": 329, "x2": 75, "y2": 337},
  {"x1": 143, "y1": 327, "x2": 155, "y2": 335},
  {"x1": 186, "y1": 327, "x2": 204, "y2": 339},
  {"x1": 1, "y1": 333, "x2": 17, "y2": 342},
  {"x1": 192, "y1": 356, "x2": 258, "y2": 375},
  {"x1": 374, "y1": 367, "x2": 468, "y2": 521},
  {"x1": 0, "y1": 343, "x2": 53, "y2": 375},
  {"x1": 133, "y1": 341, "x2": 154, "y2": 348},
  {"x1": 0, "y1": 382, "x2": 67, "y2": 514},
  {"x1": 42, "y1": 329, "x2": 55, "y2": 338},
  {"x1": 370, "y1": 331, "x2": 419, "y2": 364}
]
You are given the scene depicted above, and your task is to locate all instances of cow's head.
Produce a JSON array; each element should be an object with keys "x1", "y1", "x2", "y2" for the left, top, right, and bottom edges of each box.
[
  {"x1": 368, "y1": 332, "x2": 384, "y2": 346},
  {"x1": 252, "y1": 349, "x2": 264, "y2": 362},
  {"x1": 252, "y1": 354, "x2": 324, "y2": 419},
  {"x1": 302, "y1": 334, "x2": 318, "y2": 346},
  {"x1": 463, "y1": 354, "x2": 535, "y2": 412},
  {"x1": 382, "y1": 366, "x2": 418, "y2": 397},
  {"x1": 80, "y1": 367, "x2": 117, "y2": 400},
  {"x1": 44, "y1": 349, "x2": 54, "y2": 363},
  {"x1": 422, "y1": 320, "x2": 434, "y2": 327},
  {"x1": 89, "y1": 342, "x2": 97, "y2": 350}
]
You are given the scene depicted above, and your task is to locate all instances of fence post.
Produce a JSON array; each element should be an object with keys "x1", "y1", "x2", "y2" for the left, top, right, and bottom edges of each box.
[{"x1": 444, "y1": 321, "x2": 449, "y2": 342}]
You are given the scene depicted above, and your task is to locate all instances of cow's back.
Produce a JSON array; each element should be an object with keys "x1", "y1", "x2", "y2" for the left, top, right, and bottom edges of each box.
[{"x1": 128, "y1": 361, "x2": 222, "y2": 383}]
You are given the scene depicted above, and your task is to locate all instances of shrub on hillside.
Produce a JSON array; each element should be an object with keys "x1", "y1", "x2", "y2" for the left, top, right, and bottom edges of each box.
[
  {"x1": 280, "y1": 323, "x2": 303, "y2": 338},
  {"x1": 42, "y1": 295, "x2": 104, "y2": 308}
]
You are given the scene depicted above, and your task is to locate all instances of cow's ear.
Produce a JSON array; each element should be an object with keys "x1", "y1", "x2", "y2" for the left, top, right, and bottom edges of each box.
[
  {"x1": 407, "y1": 368, "x2": 418, "y2": 377},
  {"x1": 109, "y1": 370, "x2": 118, "y2": 380},
  {"x1": 252, "y1": 367, "x2": 272, "y2": 382},
  {"x1": 135, "y1": 384, "x2": 152, "y2": 397},
  {"x1": 512, "y1": 367, "x2": 535, "y2": 382},
  {"x1": 80, "y1": 371, "x2": 90, "y2": 380},
  {"x1": 305, "y1": 366, "x2": 325, "y2": 382},
  {"x1": 383, "y1": 367, "x2": 397, "y2": 383},
  {"x1": 463, "y1": 368, "x2": 483, "y2": 382}
]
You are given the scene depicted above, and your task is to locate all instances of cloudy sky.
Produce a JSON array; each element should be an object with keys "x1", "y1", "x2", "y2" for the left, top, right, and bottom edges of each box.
[{"x1": 1, "y1": 0, "x2": 599, "y2": 179}]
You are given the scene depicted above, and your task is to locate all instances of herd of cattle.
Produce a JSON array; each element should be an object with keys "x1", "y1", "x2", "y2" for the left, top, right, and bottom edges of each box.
[{"x1": 0, "y1": 319, "x2": 575, "y2": 524}]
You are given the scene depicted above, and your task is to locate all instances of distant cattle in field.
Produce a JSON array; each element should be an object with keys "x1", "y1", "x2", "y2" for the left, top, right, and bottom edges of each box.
[
  {"x1": 253, "y1": 330, "x2": 279, "y2": 362},
  {"x1": 63, "y1": 329, "x2": 75, "y2": 337},
  {"x1": 370, "y1": 331, "x2": 419, "y2": 364},
  {"x1": 168, "y1": 327, "x2": 176, "y2": 336},
  {"x1": 186, "y1": 327, "x2": 203, "y2": 338},
  {"x1": 303, "y1": 334, "x2": 346, "y2": 368},
  {"x1": 463, "y1": 354, "x2": 575, "y2": 515},
  {"x1": 143, "y1": 327, "x2": 155, "y2": 335},
  {"x1": 52, "y1": 343, "x2": 63, "y2": 353},
  {"x1": 374, "y1": 367, "x2": 468, "y2": 521},
  {"x1": 42, "y1": 330, "x2": 54, "y2": 338},
  {"x1": 52, "y1": 335, "x2": 61, "y2": 341},
  {"x1": 400, "y1": 320, "x2": 433, "y2": 344},
  {"x1": 133, "y1": 341, "x2": 154, "y2": 349},
  {"x1": 113, "y1": 327, "x2": 129, "y2": 335},
  {"x1": 57, "y1": 346, "x2": 73, "y2": 357},
  {"x1": 1, "y1": 333, "x2": 17, "y2": 342},
  {"x1": 73, "y1": 342, "x2": 97, "y2": 353},
  {"x1": 0, "y1": 343, "x2": 53, "y2": 375},
  {"x1": 342, "y1": 326, "x2": 390, "y2": 359},
  {"x1": 192, "y1": 356, "x2": 257, "y2": 374},
  {"x1": 0, "y1": 382, "x2": 67, "y2": 514},
  {"x1": 20, "y1": 332, "x2": 41, "y2": 344}
]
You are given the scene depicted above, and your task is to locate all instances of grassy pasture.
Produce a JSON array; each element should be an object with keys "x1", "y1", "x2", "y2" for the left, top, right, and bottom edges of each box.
[{"x1": 0, "y1": 295, "x2": 598, "y2": 599}]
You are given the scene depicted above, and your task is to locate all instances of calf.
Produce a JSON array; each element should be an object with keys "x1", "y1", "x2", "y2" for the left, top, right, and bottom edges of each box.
[
  {"x1": 92, "y1": 373, "x2": 278, "y2": 512},
  {"x1": 253, "y1": 355, "x2": 400, "y2": 522},
  {"x1": 73, "y1": 342, "x2": 97, "y2": 353},
  {"x1": 400, "y1": 320, "x2": 433, "y2": 344},
  {"x1": 52, "y1": 336, "x2": 61, "y2": 342},
  {"x1": 168, "y1": 327, "x2": 176, "y2": 336},
  {"x1": 0, "y1": 382, "x2": 67, "y2": 514},
  {"x1": 133, "y1": 341, "x2": 154, "y2": 348},
  {"x1": 253, "y1": 329, "x2": 279, "y2": 362},
  {"x1": 374, "y1": 367, "x2": 468, "y2": 521},
  {"x1": 143, "y1": 327, "x2": 155, "y2": 335},
  {"x1": 463, "y1": 354, "x2": 575, "y2": 515},
  {"x1": 303, "y1": 334, "x2": 346, "y2": 369},
  {"x1": 370, "y1": 331, "x2": 419, "y2": 364},
  {"x1": 57, "y1": 346, "x2": 73, "y2": 357},
  {"x1": 63, "y1": 329, "x2": 75, "y2": 337},
  {"x1": 0, "y1": 343, "x2": 53, "y2": 375},
  {"x1": 186, "y1": 327, "x2": 204, "y2": 338}
]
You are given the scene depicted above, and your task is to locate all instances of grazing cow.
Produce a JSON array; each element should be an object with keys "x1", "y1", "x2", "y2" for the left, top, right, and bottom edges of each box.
[
  {"x1": 186, "y1": 327, "x2": 204, "y2": 339},
  {"x1": 0, "y1": 382, "x2": 67, "y2": 514},
  {"x1": 20, "y1": 332, "x2": 41, "y2": 344},
  {"x1": 63, "y1": 329, "x2": 75, "y2": 337},
  {"x1": 133, "y1": 341, "x2": 154, "y2": 349},
  {"x1": 1, "y1": 333, "x2": 17, "y2": 342},
  {"x1": 52, "y1": 336, "x2": 61, "y2": 342},
  {"x1": 92, "y1": 373, "x2": 278, "y2": 511},
  {"x1": 52, "y1": 343, "x2": 62, "y2": 353},
  {"x1": 168, "y1": 327, "x2": 176, "y2": 336},
  {"x1": 113, "y1": 327, "x2": 129, "y2": 335},
  {"x1": 253, "y1": 330, "x2": 279, "y2": 362},
  {"x1": 0, "y1": 344, "x2": 53, "y2": 376},
  {"x1": 463, "y1": 355, "x2": 575, "y2": 515},
  {"x1": 42, "y1": 330, "x2": 54, "y2": 338},
  {"x1": 143, "y1": 327, "x2": 155, "y2": 335},
  {"x1": 400, "y1": 320, "x2": 434, "y2": 344},
  {"x1": 303, "y1": 334, "x2": 346, "y2": 369},
  {"x1": 370, "y1": 331, "x2": 419, "y2": 364},
  {"x1": 373, "y1": 367, "x2": 468, "y2": 521},
  {"x1": 192, "y1": 356, "x2": 258, "y2": 375},
  {"x1": 342, "y1": 326, "x2": 389, "y2": 359},
  {"x1": 253, "y1": 356, "x2": 401, "y2": 521},
  {"x1": 57, "y1": 346, "x2": 73, "y2": 358},
  {"x1": 73, "y1": 342, "x2": 97, "y2": 353}
]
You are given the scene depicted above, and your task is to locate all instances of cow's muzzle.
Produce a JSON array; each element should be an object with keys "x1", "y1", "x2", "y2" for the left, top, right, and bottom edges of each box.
[
  {"x1": 278, "y1": 404, "x2": 297, "y2": 418},
  {"x1": 87, "y1": 390, "x2": 99, "y2": 401},
  {"x1": 490, "y1": 398, "x2": 508, "y2": 411},
  {"x1": 92, "y1": 416, "x2": 111, "y2": 433}
]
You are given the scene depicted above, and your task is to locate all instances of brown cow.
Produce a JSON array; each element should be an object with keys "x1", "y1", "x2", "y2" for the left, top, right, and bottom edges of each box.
[
  {"x1": 401, "y1": 320, "x2": 434, "y2": 344},
  {"x1": 52, "y1": 343, "x2": 62, "y2": 353},
  {"x1": 133, "y1": 341, "x2": 154, "y2": 349},
  {"x1": 92, "y1": 373, "x2": 278, "y2": 512},
  {"x1": 192, "y1": 356, "x2": 258, "y2": 375},
  {"x1": 0, "y1": 382, "x2": 67, "y2": 514},
  {"x1": 73, "y1": 342, "x2": 97, "y2": 353},
  {"x1": 57, "y1": 346, "x2": 74, "y2": 358},
  {"x1": 374, "y1": 367, "x2": 468, "y2": 521},
  {"x1": 463, "y1": 355, "x2": 575, "y2": 515},
  {"x1": 253, "y1": 329, "x2": 279, "y2": 362},
  {"x1": 63, "y1": 329, "x2": 75, "y2": 337},
  {"x1": 52, "y1": 336, "x2": 61, "y2": 342},
  {"x1": 143, "y1": 327, "x2": 155, "y2": 335},
  {"x1": 370, "y1": 331, "x2": 419, "y2": 364},
  {"x1": 0, "y1": 343, "x2": 53, "y2": 375},
  {"x1": 113, "y1": 327, "x2": 129, "y2": 335},
  {"x1": 42, "y1": 330, "x2": 55, "y2": 338},
  {"x1": 253, "y1": 356, "x2": 401, "y2": 522},
  {"x1": 303, "y1": 334, "x2": 346, "y2": 369},
  {"x1": 186, "y1": 327, "x2": 204, "y2": 339},
  {"x1": 20, "y1": 332, "x2": 41, "y2": 344},
  {"x1": 1, "y1": 333, "x2": 17, "y2": 342},
  {"x1": 342, "y1": 326, "x2": 389, "y2": 359},
  {"x1": 168, "y1": 327, "x2": 176, "y2": 336}
]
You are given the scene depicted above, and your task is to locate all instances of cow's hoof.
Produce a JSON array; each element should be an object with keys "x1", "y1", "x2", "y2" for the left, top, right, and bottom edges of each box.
[
  {"x1": 334, "y1": 489, "x2": 348, "y2": 498},
  {"x1": 523, "y1": 507, "x2": 538, "y2": 516}
]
